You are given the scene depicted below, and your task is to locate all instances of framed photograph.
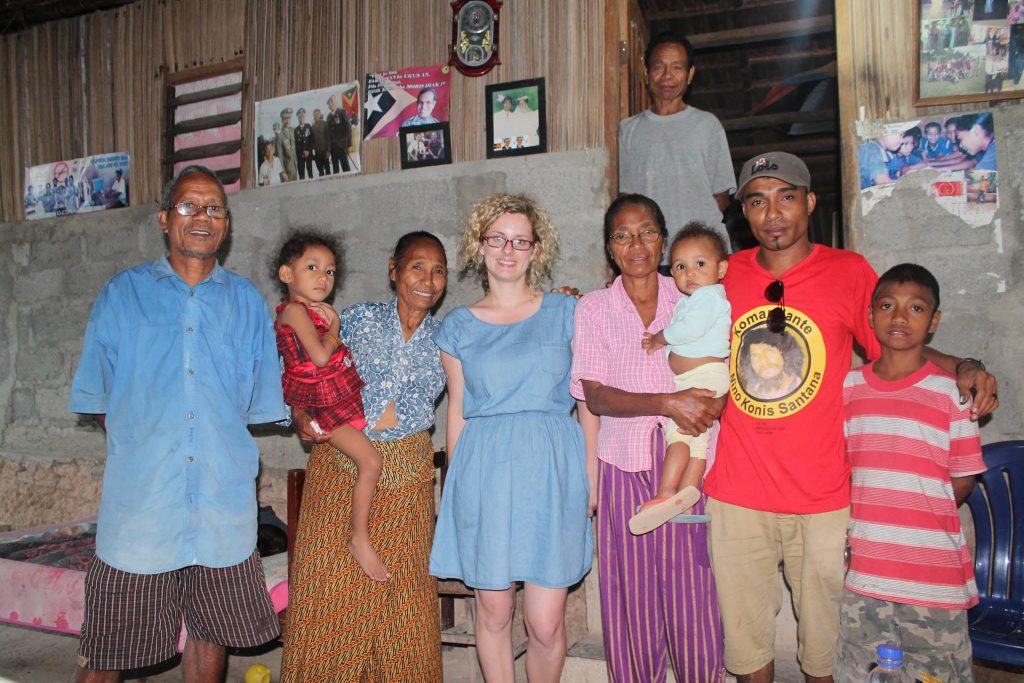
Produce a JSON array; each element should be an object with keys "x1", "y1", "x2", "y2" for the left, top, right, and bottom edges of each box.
[
  {"x1": 400, "y1": 122, "x2": 452, "y2": 169},
  {"x1": 915, "y1": 0, "x2": 1024, "y2": 105},
  {"x1": 254, "y1": 80, "x2": 362, "y2": 185},
  {"x1": 485, "y1": 77, "x2": 547, "y2": 158}
]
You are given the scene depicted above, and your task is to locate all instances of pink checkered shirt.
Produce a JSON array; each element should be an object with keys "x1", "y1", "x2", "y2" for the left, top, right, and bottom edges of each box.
[{"x1": 571, "y1": 275, "x2": 683, "y2": 472}]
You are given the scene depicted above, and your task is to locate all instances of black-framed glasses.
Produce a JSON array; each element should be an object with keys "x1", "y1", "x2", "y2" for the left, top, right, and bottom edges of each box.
[
  {"x1": 481, "y1": 234, "x2": 535, "y2": 251},
  {"x1": 609, "y1": 229, "x2": 661, "y2": 245},
  {"x1": 765, "y1": 279, "x2": 786, "y2": 333},
  {"x1": 171, "y1": 202, "x2": 230, "y2": 219}
]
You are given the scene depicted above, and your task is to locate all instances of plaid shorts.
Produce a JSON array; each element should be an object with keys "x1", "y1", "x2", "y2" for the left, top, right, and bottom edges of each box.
[{"x1": 78, "y1": 550, "x2": 279, "y2": 671}]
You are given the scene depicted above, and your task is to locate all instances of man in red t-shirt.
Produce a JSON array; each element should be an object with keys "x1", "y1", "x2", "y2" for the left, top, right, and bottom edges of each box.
[{"x1": 703, "y1": 152, "x2": 998, "y2": 683}]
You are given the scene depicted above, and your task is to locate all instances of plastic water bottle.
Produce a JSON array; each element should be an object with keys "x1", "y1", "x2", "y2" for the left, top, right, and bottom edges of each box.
[{"x1": 866, "y1": 643, "x2": 912, "y2": 682}]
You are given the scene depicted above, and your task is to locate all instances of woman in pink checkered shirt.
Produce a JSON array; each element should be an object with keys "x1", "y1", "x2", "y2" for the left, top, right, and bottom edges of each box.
[{"x1": 569, "y1": 193, "x2": 726, "y2": 682}]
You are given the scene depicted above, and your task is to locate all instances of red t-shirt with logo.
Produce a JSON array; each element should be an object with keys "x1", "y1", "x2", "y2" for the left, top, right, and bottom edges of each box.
[{"x1": 703, "y1": 245, "x2": 880, "y2": 514}]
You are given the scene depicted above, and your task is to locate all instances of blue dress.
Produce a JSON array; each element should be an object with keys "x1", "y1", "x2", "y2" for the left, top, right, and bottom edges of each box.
[{"x1": 430, "y1": 293, "x2": 594, "y2": 589}]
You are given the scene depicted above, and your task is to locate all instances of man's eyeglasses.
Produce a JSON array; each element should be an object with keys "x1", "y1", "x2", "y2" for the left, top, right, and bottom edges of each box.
[
  {"x1": 171, "y1": 202, "x2": 230, "y2": 219},
  {"x1": 609, "y1": 229, "x2": 661, "y2": 245},
  {"x1": 480, "y1": 235, "x2": 535, "y2": 251},
  {"x1": 765, "y1": 280, "x2": 786, "y2": 333}
]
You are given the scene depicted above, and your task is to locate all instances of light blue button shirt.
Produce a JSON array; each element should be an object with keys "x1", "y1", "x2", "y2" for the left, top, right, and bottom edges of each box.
[
  {"x1": 340, "y1": 299, "x2": 444, "y2": 441},
  {"x1": 68, "y1": 257, "x2": 286, "y2": 574}
]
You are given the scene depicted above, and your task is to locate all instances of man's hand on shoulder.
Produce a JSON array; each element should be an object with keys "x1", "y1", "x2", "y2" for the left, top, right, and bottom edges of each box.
[{"x1": 956, "y1": 361, "x2": 998, "y2": 420}]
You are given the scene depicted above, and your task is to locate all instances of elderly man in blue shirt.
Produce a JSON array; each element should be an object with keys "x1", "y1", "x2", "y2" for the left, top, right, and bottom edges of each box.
[{"x1": 69, "y1": 165, "x2": 287, "y2": 683}]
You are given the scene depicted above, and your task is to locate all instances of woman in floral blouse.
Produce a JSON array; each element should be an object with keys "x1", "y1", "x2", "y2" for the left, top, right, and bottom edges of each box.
[{"x1": 282, "y1": 231, "x2": 450, "y2": 682}]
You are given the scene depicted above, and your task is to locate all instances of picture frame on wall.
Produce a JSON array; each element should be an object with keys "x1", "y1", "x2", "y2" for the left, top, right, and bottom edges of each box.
[
  {"x1": 400, "y1": 122, "x2": 452, "y2": 169},
  {"x1": 914, "y1": 0, "x2": 1024, "y2": 105},
  {"x1": 485, "y1": 77, "x2": 547, "y2": 158}
]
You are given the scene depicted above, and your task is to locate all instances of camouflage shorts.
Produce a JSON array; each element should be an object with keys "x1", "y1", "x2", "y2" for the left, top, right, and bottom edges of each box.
[{"x1": 834, "y1": 589, "x2": 973, "y2": 683}]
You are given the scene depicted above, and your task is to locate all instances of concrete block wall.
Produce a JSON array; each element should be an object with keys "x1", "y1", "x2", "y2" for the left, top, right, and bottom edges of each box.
[
  {"x1": 851, "y1": 102, "x2": 1023, "y2": 443},
  {"x1": 0, "y1": 149, "x2": 610, "y2": 527}
]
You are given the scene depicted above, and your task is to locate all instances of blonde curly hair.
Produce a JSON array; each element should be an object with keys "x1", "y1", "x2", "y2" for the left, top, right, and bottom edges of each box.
[{"x1": 457, "y1": 193, "x2": 560, "y2": 289}]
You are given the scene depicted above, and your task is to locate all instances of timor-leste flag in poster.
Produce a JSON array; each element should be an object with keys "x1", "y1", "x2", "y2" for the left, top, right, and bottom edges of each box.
[{"x1": 363, "y1": 64, "x2": 451, "y2": 141}]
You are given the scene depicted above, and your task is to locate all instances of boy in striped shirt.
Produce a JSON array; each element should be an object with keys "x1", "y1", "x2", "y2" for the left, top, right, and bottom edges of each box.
[{"x1": 835, "y1": 263, "x2": 985, "y2": 683}]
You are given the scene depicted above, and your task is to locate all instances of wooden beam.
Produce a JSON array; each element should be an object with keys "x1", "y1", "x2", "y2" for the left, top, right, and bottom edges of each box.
[
  {"x1": 747, "y1": 49, "x2": 836, "y2": 65},
  {"x1": 164, "y1": 139, "x2": 242, "y2": 164},
  {"x1": 689, "y1": 16, "x2": 834, "y2": 50},
  {"x1": 729, "y1": 137, "x2": 836, "y2": 160},
  {"x1": 165, "y1": 82, "x2": 243, "y2": 108},
  {"x1": 605, "y1": 0, "x2": 624, "y2": 200},
  {"x1": 690, "y1": 80, "x2": 782, "y2": 97},
  {"x1": 214, "y1": 168, "x2": 240, "y2": 186},
  {"x1": 721, "y1": 110, "x2": 835, "y2": 132},
  {"x1": 833, "y1": 0, "x2": 859, "y2": 248},
  {"x1": 164, "y1": 111, "x2": 242, "y2": 137}
]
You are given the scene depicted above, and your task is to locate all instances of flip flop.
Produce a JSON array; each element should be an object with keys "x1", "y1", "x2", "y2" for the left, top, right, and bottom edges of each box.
[{"x1": 628, "y1": 486, "x2": 701, "y2": 535}]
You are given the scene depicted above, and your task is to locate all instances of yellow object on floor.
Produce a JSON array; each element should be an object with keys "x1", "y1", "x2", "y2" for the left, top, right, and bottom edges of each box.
[{"x1": 245, "y1": 663, "x2": 271, "y2": 683}]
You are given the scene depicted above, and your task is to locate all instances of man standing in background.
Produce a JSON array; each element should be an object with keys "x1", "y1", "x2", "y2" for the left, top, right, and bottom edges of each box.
[{"x1": 619, "y1": 31, "x2": 736, "y2": 250}]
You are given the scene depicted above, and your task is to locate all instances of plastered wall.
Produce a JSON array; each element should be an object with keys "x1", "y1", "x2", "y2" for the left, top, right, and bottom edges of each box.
[
  {"x1": 0, "y1": 149, "x2": 610, "y2": 526},
  {"x1": 849, "y1": 102, "x2": 1022, "y2": 443}
]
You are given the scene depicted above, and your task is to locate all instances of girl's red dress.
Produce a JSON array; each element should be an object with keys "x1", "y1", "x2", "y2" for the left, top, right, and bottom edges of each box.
[{"x1": 275, "y1": 302, "x2": 366, "y2": 432}]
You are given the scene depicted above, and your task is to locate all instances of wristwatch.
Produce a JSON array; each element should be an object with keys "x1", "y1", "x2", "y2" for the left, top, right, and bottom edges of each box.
[{"x1": 955, "y1": 357, "x2": 985, "y2": 375}]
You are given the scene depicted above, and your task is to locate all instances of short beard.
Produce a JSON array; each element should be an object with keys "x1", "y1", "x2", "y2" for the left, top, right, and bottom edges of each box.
[{"x1": 174, "y1": 244, "x2": 218, "y2": 260}]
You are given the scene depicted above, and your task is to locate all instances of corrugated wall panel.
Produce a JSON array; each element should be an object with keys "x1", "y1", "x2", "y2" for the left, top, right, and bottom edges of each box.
[{"x1": 0, "y1": 0, "x2": 604, "y2": 222}]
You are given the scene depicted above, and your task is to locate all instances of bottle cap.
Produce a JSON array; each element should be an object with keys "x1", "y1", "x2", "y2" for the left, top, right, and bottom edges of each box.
[{"x1": 877, "y1": 643, "x2": 903, "y2": 665}]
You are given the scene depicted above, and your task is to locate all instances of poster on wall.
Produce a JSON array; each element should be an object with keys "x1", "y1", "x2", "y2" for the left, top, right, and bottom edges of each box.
[
  {"x1": 915, "y1": 0, "x2": 1024, "y2": 105},
  {"x1": 363, "y1": 64, "x2": 452, "y2": 141},
  {"x1": 23, "y1": 152, "x2": 130, "y2": 220},
  {"x1": 855, "y1": 110, "x2": 997, "y2": 225},
  {"x1": 254, "y1": 80, "x2": 361, "y2": 186}
]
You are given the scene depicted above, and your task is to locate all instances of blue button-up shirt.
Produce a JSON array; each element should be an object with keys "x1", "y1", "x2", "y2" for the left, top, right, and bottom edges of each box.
[
  {"x1": 69, "y1": 257, "x2": 286, "y2": 574},
  {"x1": 340, "y1": 299, "x2": 445, "y2": 441}
]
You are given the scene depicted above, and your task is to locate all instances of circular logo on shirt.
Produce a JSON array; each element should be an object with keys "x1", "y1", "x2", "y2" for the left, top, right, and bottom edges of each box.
[{"x1": 729, "y1": 305, "x2": 826, "y2": 419}]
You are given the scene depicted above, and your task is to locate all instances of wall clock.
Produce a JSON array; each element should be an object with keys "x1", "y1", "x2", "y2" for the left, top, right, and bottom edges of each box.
[{"x1": 449, "y1": 0, "x2": 502, "y2": 77}]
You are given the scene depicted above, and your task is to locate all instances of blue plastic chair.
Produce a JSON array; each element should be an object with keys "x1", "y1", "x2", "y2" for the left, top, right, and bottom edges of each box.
[{"x1": 965, "y1": 440, "x2": 1024, "y2": 665}]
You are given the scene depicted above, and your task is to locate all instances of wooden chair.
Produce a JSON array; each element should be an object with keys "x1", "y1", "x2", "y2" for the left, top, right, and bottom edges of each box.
[
  {"x1": 286, "y1": 449, "x2": 527, "y2": 656},
  {"x1": 965, "y1": 440, "x2": 1024, "y2": 665}
]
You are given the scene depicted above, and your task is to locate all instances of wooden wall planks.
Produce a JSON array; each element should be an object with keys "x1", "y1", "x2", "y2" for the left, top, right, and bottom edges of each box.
[{"x1": 0, "y1": 0, "x2": 605, "y2": 222}]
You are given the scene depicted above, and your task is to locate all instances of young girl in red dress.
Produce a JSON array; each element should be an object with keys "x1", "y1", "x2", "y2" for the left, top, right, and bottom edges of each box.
[{"x1": 273, "y1": 231, "x2": 389, "y2": 582}]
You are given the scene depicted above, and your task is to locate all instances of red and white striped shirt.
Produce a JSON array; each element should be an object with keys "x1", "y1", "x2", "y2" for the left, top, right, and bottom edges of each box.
[{"x1": 843, "y1": 361, "x2": 985, "y2": 609}]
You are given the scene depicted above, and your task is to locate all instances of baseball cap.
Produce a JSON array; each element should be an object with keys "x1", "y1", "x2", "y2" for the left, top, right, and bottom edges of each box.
[{"x1": 736, "y1": 152, "x2": 811, "y2": 199}]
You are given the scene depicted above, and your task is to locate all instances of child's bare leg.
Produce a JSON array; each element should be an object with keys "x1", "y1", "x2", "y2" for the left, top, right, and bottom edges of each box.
[
  {"x1": 678, "y1": 457, "x2": 706, "y2": 507},
  {"x1": 328, "y1": 424, "x2": 389, "y2": 581},
  {"x1": 654, "y1": 443, "x2": 690, "y2": 500}
]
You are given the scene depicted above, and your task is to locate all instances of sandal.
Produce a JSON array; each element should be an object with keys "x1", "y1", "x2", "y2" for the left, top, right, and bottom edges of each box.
[{"x1": 628, "y1": 486, "x2": 701, "y2": 535}]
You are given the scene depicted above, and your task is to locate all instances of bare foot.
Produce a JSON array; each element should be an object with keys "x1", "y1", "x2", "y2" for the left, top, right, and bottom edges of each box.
[{"x1": 348, "y1": 535, "x2": 390, "y2": 581}]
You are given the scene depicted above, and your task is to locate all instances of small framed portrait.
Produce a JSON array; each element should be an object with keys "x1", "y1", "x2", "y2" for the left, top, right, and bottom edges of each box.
[
  {"x1": 485, "y1": 77, "x2": 547, "y2": 158},
  {"x1": 400, "y1": 122, "x2": 452, "y2": 169}
]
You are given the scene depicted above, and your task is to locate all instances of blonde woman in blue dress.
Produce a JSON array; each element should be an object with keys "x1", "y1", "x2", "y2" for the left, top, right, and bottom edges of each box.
[{"x1": 430, "y1": 194, "x2": 593, "y2": 682}]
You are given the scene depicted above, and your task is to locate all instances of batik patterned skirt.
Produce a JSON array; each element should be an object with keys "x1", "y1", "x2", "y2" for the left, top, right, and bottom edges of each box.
[{"x1": 280, "y1": 431, "x2": 441, "y2": 682}]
